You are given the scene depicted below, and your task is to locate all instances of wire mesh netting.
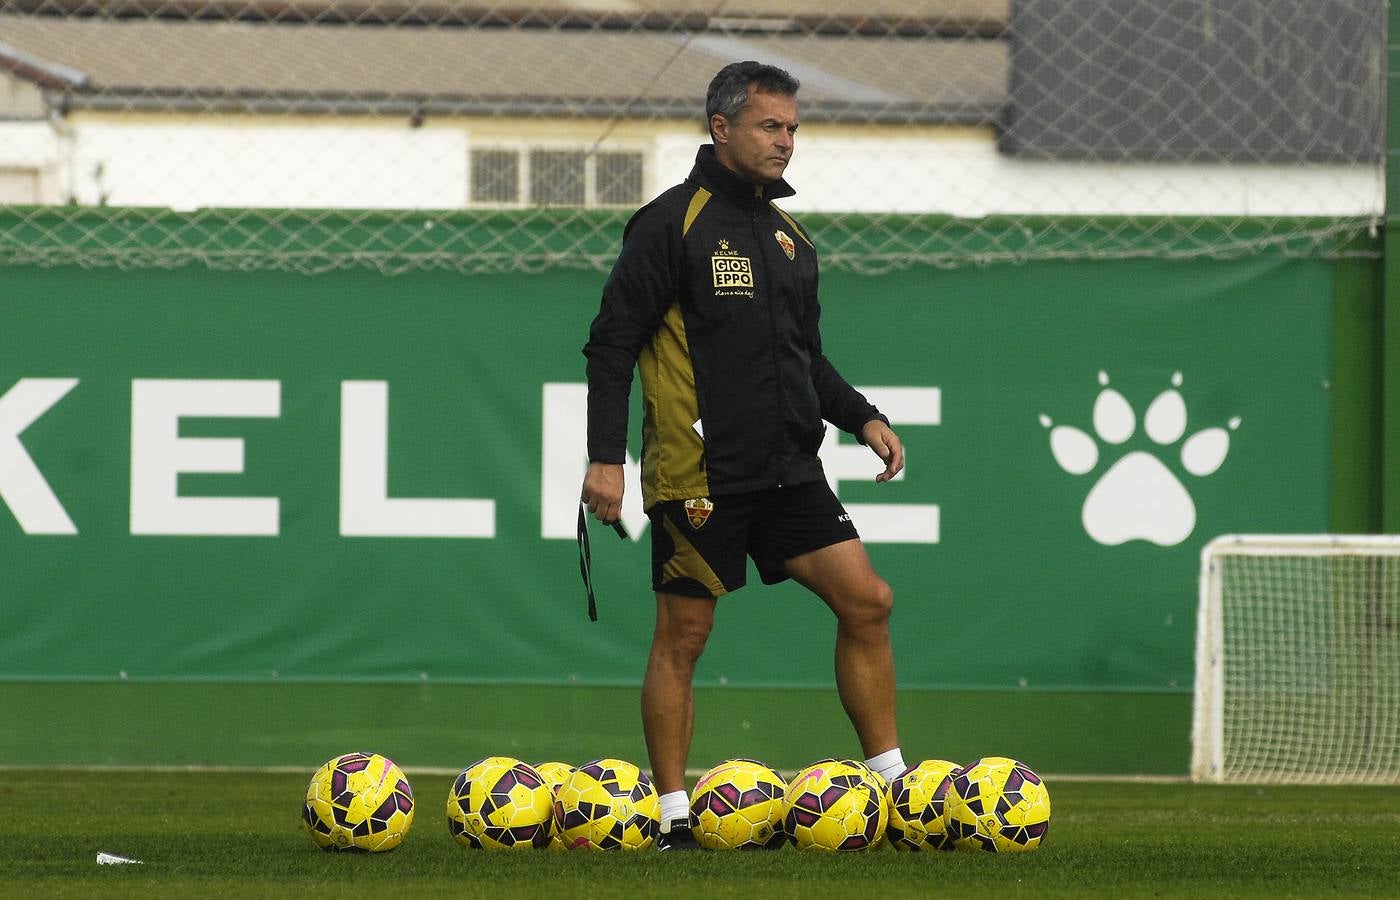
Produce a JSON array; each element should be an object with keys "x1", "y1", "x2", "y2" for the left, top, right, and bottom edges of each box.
[
  {"x1": 0, "y1": 0, "x2": 1385, "y2": 274},
  {"x1": 1196, "y1": 538, "x2": 1400, "y2": 785}
]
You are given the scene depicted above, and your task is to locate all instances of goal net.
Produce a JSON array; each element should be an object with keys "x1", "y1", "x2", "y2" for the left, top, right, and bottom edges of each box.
[
  {"x1": 0, "y1": 0, "x2": 1383, "y2": 275},
  {"x1": 1192, "y1": 536, "x2": 1400, "y2": 784}
]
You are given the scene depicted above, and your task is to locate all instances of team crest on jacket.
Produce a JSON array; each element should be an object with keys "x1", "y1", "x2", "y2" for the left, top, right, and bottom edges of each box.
[
  {"x1": 774, "y1": 229, "x2": 796, "y2": 260},
  {"x1": 683, "y1": 497, "x2": 714, "y2": 529},
  {"x1": 711, "y1": 239, "x2": 755, "y2": 298}
]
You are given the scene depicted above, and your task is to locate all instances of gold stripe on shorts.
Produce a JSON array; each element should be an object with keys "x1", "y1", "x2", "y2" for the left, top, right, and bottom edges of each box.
[{"x1": 661, "y1": 516, "x2": 726, "y2": 597}]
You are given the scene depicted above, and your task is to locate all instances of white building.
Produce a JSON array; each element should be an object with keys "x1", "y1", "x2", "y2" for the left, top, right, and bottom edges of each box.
[{"x1": 0, "y1": 1, "x2": 1381, "y2": 221}]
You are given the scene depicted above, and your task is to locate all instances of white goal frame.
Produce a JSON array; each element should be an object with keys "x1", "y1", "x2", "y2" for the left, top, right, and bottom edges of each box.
[{"x1": 1192, "y1": 534, "x2": 1400, "y2": 784}]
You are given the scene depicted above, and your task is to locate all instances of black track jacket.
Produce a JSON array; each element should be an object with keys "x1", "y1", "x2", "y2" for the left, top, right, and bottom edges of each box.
[{"x1": 584, "y1": 144, "x2": 885, "y2": 509}]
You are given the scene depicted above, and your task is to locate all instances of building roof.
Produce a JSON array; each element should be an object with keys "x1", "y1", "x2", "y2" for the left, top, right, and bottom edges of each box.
[
  {"x1": 2, "y1": 1, "x2": 1008, "y2": 31},
  {"x1": 1000, "y1": 0, "x2": 1380, "y2": 163},
  {"x1": 0, "y1": 5, "x2": 1008, "y2": 124}
]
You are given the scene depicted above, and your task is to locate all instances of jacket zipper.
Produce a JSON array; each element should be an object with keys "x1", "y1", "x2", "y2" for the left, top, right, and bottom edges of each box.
[{"x1": 753, "y1": 205, "x2": 785, "y2": 488}]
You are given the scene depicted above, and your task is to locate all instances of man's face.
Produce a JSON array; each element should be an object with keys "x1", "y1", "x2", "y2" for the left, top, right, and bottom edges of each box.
[{"x1": 712, "y1": 88, "x2": 798, "y2": 185}]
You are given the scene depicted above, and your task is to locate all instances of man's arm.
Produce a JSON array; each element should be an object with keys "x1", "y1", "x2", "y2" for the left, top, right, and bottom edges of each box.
[
  {"x1": 581, "y1": 461, "x2": 625, "y2": 525},
  {"x1": 581, "y1": 202, "x2": 677, "y2": 521},
  {"x1": 811, "y1": 343, "x2": 905, "y2": 483},
  {"x1": 861, "y1": 418, "x2": 905, "y2": 483},
  {"x1": 802, "y1": 268, "x2": 905, "y2": 482}
]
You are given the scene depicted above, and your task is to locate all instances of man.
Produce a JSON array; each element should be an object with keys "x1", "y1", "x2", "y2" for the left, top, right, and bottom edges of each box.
[{"x1": 581, "y1": 61, "x2": 907, "y2": 850}]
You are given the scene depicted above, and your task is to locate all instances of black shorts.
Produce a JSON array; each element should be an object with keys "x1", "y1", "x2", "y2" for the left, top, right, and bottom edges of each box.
[{"x1": 646, "y1": 481, "x2": 860, "y2": 599}]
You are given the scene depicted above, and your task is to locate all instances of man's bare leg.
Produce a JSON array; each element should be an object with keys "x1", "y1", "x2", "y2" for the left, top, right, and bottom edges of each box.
[
  {"x1": 784, "y1": 539, "x2": 899, "y2": 758},
  {"x1": 641, "y1": 592, "x2": 716, "y2": 796}
]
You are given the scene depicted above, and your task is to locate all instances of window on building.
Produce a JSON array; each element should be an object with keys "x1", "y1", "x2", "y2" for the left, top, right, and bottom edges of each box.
[
  {"x1": 470, "y1": 149, "x2": 520, "y2": 203},
  {"x1": 529, "y1": 150, "x2": 586, "y2": 207},
  {"x1": 595, "y1": 152, "x2": 643, "y2": 206},
  {"x1": 467, "y1": 147, "x2": 644, "y2": 207}
]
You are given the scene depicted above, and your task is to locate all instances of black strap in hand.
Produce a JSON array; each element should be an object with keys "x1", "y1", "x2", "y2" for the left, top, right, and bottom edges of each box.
[{"x1": 577, "y1": 503, "x2": 628, "y2": 622}]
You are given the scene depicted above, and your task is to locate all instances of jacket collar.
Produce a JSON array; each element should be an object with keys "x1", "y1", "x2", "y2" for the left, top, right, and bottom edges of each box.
[{"x1": 688, "y1": 144, "x2": 796, "y2": 209}]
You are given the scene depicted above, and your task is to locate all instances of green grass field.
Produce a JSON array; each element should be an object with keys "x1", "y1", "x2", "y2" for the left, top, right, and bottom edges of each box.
[{"x1": 5, "y1": 770, "x2": 1399, "y2": 898}]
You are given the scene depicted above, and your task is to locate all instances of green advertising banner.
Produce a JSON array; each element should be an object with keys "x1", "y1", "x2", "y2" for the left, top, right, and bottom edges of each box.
[{"x1": 0, "y1": 252, "x2": 1333, "y2": 694}]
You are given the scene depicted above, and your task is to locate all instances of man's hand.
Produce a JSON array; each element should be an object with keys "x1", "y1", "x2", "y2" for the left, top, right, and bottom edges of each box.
[
  {"x1": 581, "y1": 461, "x2": 625, "y2": 525},
  {"x1": 861, "y1": 419, "x2": 905, "y2": 483}
]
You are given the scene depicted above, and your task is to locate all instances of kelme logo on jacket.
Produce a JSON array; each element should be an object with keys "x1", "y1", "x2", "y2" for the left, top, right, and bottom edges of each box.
[
  {"x1": 711, "y1": 239, "x2": 755, "y2": 298},
  {"x1": 774, "y1": 229, "x2": 796, "y2": 260},
  {"x1": 684, "y1": 498, "x2": 714, "y2": 529}
]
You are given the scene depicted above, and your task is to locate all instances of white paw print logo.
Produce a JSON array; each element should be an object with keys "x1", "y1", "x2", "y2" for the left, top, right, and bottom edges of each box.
[{"x1": 1040, "y1": 371, "x2": 1240, "y2": 547}]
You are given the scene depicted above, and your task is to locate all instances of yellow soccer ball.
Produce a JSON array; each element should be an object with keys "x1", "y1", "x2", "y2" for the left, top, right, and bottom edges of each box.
[
  {"x1": 535, "y1": 761, "x2": 575, "y2": 794},
  {"x1": 690, "y1": 758, "x2": 787, "y2": 850},
  {"x1": 534, "y1": 761, "x2": 575, "y2": 850},
  {"x1": 302, "y1": 752, "x2": 415, "y2": 852},
  {"x1": 783, "y1": 758, "x2": 887, "y2": 851},
  {"x1": 886, "y1": 759, "x2": 959, "y2": 851},
  {"x1": 446, "y1": 756, "x2": 553, "y2": 850},
  {"x1": 942, "y1": 756, "x2": 1051, "y2": 853},
  {"x1": 553, "y1": 758, "x2": 660, "y2": 850}
]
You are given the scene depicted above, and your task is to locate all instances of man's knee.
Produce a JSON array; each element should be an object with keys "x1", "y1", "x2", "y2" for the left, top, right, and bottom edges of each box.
[
  {"x1": 654, "y1": 599, "x2": 715, "y2": 663},
  {"x1": 667, "y1": 620, "x2": 713, "y2": 660},
  {"x1": 838, "y1": 576, "x2": 894, "y2": 629}
]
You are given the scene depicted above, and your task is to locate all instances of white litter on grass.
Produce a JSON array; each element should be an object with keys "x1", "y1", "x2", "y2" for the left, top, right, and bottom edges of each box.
[{"x1": 96, "y1": 851, "x2": 143, "y2": 865}]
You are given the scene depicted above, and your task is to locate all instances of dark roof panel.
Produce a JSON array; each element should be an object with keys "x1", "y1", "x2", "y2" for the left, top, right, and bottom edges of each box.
[
  {"x1": 1001, "y1": 0, "x2": 1382, "y2": 163},
  {"x1": 0, "y1": 12, "x2": 1007, "y2": 123}
]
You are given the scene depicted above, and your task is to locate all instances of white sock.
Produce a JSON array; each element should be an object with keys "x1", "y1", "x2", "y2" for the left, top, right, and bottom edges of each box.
[
  {"x1": 658, "y1": 790, "x2": 690, "y2": 827},
  {"x1": 865, "y1": 748, "x2": 907, "y2": 783}
]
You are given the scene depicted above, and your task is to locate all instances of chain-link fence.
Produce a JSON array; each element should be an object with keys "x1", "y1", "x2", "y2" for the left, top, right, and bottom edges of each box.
[{"x1": 0, "y1": 0, "x2": 1384, "y2": 274}]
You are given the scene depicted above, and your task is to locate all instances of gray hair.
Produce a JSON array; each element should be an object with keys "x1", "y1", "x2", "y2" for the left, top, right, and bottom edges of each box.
[{"x1": 705, "y1": 61, "x2": 800, "y2": 137}]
